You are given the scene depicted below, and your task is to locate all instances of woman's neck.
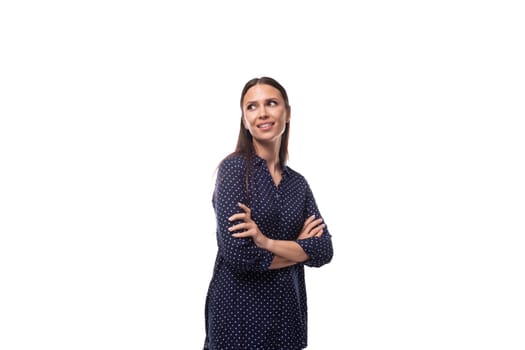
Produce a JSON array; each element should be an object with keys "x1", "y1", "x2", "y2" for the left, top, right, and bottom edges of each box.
[{"x1": 253, "y1": 141, "x2": 281, "y2": 173}]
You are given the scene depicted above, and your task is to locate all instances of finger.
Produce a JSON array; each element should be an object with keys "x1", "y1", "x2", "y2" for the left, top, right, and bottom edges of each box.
[
  {"x1": 305, "y1": 218, "x2": 323, "y2": 233},
  {"x1": 237, "y1": 202, "x2": 251, "y2": 214},
  {"x1": 232, "y1": 231, "x2": 251, "y2": 238},
  {"x1": 232, "y1": 227, "x2": 256, "y2": 237},
  {"x1": 228, "y1": 212, "x2": 247, "y2": 222},
  {"x1": 228, "y1": 223, "x2": 247, "y2": 232},
  {"x1": 305, "y1": 231, "x2": 316, "y2": 238},
  {"x1": 314, "y1": 224, "x2": 326, "y2": 237},
  {"x1": 302, "y1": 215, "x2": 316, "y2": 229}
]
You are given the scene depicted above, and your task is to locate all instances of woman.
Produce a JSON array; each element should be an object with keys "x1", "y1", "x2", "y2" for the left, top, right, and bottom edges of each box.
[{"x1": 203, "y1": 77, "x2": 334, "y2": 349}]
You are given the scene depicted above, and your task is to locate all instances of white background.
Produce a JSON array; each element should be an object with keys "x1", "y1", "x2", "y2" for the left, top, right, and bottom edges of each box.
[{"x1": 1, "y1": 1, "x2": 524, "y2": 349}]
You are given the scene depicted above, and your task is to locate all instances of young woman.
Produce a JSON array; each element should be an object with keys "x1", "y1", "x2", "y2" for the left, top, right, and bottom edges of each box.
[{"x1": 203, "y1": 77, "x2": 334, "y2": 350}]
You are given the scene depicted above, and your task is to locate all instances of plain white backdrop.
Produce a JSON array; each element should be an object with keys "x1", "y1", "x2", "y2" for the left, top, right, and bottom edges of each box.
[{"x1": 1, "y1": 1, "x2": 524, "y2": 349}]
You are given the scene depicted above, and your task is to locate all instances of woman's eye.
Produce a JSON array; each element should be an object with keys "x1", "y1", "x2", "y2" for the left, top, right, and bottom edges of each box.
[
  {"x1": 268, "y1": 100, "x2": 277, "y2": 106},
  {"x1": 247, "y1": 104, "x2": 256, "y2": 110}
]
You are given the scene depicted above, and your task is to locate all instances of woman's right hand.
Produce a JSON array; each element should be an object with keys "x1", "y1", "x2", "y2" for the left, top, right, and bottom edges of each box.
[{"x1": 297, "y1": 215, "x2": 325, "y2": 240}]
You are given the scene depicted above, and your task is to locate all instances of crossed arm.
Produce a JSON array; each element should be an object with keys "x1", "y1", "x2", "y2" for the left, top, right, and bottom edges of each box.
[{"x1": 228, "y1": 203, "x2": 325, "y2": 269}]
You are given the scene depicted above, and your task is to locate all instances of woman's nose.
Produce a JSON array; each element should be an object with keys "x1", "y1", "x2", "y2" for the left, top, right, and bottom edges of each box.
[{"x1": 258, "y1": 106, "x2": 268, "y2": 118}]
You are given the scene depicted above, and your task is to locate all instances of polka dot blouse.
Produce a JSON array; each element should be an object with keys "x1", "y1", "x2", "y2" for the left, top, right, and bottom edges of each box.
[{"x1": 203, "y1": 153, "x2": 334, "y2": 350}]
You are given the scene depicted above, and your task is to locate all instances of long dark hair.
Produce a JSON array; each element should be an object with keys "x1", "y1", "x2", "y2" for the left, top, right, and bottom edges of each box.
[
  {"x1": 234, "y1": 76, "x2": 291, "y2": 162},
  {"x1": 228, "y1": 77, "x2": 291, "y2": 193}
]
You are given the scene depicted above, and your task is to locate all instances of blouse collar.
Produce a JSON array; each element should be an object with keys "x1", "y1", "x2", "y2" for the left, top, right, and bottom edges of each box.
[{"x1": 253, "y1": 152, "x2": 290, "y2": 176}]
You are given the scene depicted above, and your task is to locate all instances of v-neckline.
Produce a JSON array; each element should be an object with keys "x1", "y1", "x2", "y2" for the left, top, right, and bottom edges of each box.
[{"x1": 271, "y1": 172, "x2": 282, "y2": 188}]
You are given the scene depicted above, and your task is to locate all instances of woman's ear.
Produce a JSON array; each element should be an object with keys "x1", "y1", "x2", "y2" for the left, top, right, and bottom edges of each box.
[{"x1": 286, "y1": 106, "x2": 292, "y2": 123}]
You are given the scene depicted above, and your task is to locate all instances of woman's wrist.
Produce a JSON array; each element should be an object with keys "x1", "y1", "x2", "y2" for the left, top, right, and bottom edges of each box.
[{"x1": 264, "y1": 237, "x2": 275, "y2": 251}]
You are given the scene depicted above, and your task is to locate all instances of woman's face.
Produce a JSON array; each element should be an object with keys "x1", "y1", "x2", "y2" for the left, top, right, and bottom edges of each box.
[{"x1": 242, "y1": 84, "x2": 290, "y2": 145}]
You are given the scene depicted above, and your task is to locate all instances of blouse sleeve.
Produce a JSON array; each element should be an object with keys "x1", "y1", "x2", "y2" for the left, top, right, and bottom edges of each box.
[
  {"x1": 212, "y1": 158, "x2": 274, "y2": 273},
  {"x1": 296, "y1": 179, "x2": 334, "y2": 268}
]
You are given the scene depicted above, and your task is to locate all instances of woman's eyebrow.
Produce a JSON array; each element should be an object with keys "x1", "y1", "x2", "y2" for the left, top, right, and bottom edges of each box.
[{"x1": 245, "y1": 97, "x2": 280, "y2": 105}]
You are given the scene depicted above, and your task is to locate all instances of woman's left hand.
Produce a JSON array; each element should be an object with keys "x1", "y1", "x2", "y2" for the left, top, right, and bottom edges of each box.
[{"x1": 228, "y1": 203, "x2": 270, "y2": 249}]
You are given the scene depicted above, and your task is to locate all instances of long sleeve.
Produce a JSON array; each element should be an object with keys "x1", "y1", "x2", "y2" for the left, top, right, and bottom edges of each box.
[
  {"x1": 204, "y1": 155, "x2": 333, "y2": 349},
  {"x1": 296, "y1": 180, "x2": 334, "y2": 267},
  {"x1": 212, "y1": 157, "x2": 274, "y2": 273}
]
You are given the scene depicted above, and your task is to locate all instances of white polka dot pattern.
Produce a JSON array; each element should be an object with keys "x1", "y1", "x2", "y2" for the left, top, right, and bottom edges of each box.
[{"x1": 203, "y1": 153, "x2": 333, "y2": 350}]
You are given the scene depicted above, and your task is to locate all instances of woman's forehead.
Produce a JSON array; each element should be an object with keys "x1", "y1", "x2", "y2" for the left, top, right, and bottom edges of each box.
[{"x1": 243, "y1": 84, "x2": 283, "y2": 102}]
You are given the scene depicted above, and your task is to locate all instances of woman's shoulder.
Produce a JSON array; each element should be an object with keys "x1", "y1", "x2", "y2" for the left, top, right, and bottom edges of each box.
[
  {"x1": 216, "y1": 153, "x2": 248, "y2": 177},
  {"x1": 283, "y1": 164, "x2": 307, "y2": 183},
  {"x1": 219, "y1": 152, "x2": 247, "y2": 168}
]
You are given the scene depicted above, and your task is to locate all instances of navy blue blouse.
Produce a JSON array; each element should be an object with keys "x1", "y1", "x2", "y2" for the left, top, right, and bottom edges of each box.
[{"x1": 204, "y1": 153, "x2": 333, "y2": 350}]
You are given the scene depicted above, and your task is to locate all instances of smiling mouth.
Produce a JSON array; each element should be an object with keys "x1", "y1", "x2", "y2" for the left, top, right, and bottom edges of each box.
[{"x1": 257, "y1": 122, "x2": 274, "y2": 130}]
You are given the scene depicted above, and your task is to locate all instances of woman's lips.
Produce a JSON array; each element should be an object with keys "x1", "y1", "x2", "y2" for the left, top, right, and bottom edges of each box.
[{"x1": 257, "y1": 122, "x2": 274, "y2": 130}]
